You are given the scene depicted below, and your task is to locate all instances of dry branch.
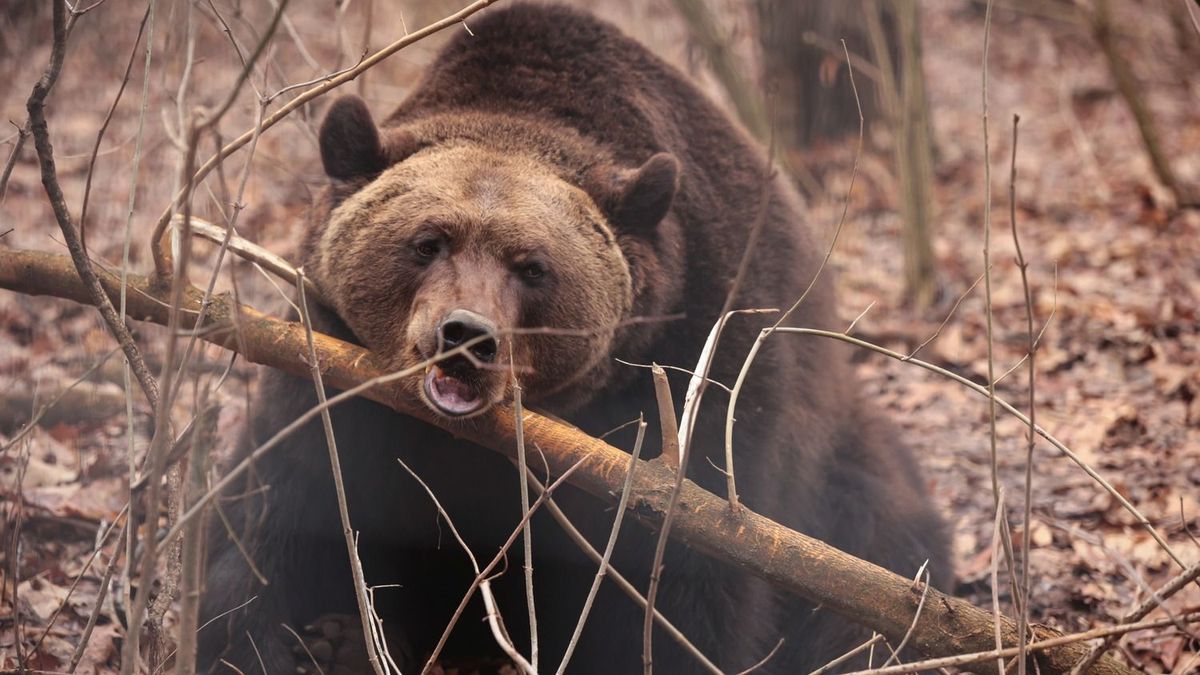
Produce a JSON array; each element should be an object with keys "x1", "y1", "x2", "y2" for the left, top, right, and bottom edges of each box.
[{"x1": 0, "y1": 247, "x2": 1136, "y2": 675}]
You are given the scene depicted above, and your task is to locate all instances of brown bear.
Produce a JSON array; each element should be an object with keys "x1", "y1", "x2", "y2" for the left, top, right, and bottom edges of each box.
[{"x1": 198, "y1": 3, "x2": 951, "y2": 673}]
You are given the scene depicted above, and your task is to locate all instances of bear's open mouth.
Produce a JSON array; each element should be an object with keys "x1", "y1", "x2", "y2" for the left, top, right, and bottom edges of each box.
[{"x1": 423, "y1": 363, "x2": 486, "y2": 417}]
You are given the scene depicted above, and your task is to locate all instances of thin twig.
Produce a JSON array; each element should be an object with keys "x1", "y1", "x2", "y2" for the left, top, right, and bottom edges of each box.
[
  {"x1": 734, "y1": 638, "x2": 785, "y2": 675},
  {"x1": 615, "y1": 359, "x2": 732, "y2": 394},
  {"x1": 904, "y1": 272, "x2": 985, "y2": 361},
  {"x1": 513, "y1": 379, "x2": 539, "y2": 670},
  {"x1": 651, "y1": 365, "x2": 681, "y2": 470},
  {"x1": 413, "y1": 459, "x2": 587, "y2": 675},
  {"x1": 0, "y1": 120, "x2": 30, "y2": 204},
  {"x1": 175, "y1": 394, "x2": 218, "y2": 675},
  {"x1": 1186, "y1": 0, "x2": 1200, "y2": 37},
  {"x1": 991, "y1": 487, "x2": 1009, "y2": 675},
  {"x1": 0, "y1": 347, "x2": 119, "y2": 455},
  {"x1": 676, "y1": 308, "x2": 776, "y2": 460},
  {"x1": 77, "y1": 2, "x2": 152, "y2": 254},
  {"x1": 880, "y1": 564, "x2": 932, "y2": 668},
  {"x1": 68, "y1": 524, "x2": 129, "y2": 673},
  {"x1": 842, "y1": 612, "x2": 1200, "y2": 675},
  {"x1": 844, "y1": 301, "x2": 876, "y2": 334},
  {"x1": 297, "y1": 269, "x2": 388, "y2": 675},
  {"x1": 722, "y1": 40, "x2": 863, "y2": 512},
  {"x1": 1009, "y1": 112, "x2": 1037, "y2": 675},
  {"x1": 680, "y1": 106, "x2": 778, "y2": 465},
  {"x1": 644, "y1": 365, "x2": 686, "y2": 674},
  {"x1": 556, "y1": 419, "x2": 647, "y2": 675},
  {"x1": 809, "y1": 634, "x2": 886, "y2": 675},
  {"x1": 169, "y1": 99, "x2": 271, "y2": 402},
  {"x1": 528, "y1": 474, "x2": 722, "y2": 675},
  {"x1": 979, "y1": 0, "x2": 1025, "y2": 624},
  {"x1": 30, "y1": 506, "x2": 129, "y2": 657},
  {"x1": 991, "y1": 266, "x2": 1058, "y2": 387}
]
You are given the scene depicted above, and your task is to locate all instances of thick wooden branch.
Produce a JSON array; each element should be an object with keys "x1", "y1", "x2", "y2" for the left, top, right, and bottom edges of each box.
[{"x1": 0, "y1": 247, "x2": 1135, "y2": 675}]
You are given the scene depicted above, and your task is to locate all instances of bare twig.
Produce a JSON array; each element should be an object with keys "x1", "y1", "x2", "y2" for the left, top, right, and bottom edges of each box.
[
  {"x1": 512, "y1": 379, "x2": 539, "y2": 670},
  {"x1": 0, "y1": 120, "x2": 30, "y2": 204},
  {"x1": 880, "y1": 564, "x2": 932, "y2": 668},
  {"x1": 734, "y1": 638, "x2": 785, "y2": 675},
  {"x1": 529, "y1": 473, "x2": 722, "y2": 675},
  {"x1": 809, "y1": 634, "x2": 886, "y2": 675},
  {"x1": 981, "y1": 0, "x2": 1000, "y2": 528},
  {"x1": 723, "y1": 39, "x2": 864, "y2": 512},
  {"x1": 992, "y1": 487, "x2": 1010, "y2": 675},
  {"x1": 297, "y1": 269, "x2": 387, "y2": 675},
  {"x1": 1186, "y1": 0, "x2": 1200, "y2": 37},
  {"x1": 843, "y1": 612, "x2": 1200, "y2": 675},
  {"x1": 68, "y1": 524, "x2": 129, "y2": 673},
  {"x1": 651, "y1": 365, "x2": 681, "y2": 470},
  {"x1": 1009, "y1": 113, "x2": 1037, "y2": 675},
  {"x1": 678, "y1": 101, "x2": 776, "y2": 484},
  {"x1": 979, "y1": 0, "x2": 1025, "y2": 625},
  {"x1": 77, "y1": 2, "x2": 152, "y2": 254},
  {"x1": 413, "y1": 458, "x2": 587, "y2": 675},
  {"x1": 615, "y1": 359, "x2": 732, "y2": 394},
  {"x1": 174, "y1": 398, "x2": 218, "y2": 675},
  {"x1": 556, "y1": 418, "x2": 647, "y2": 675},
  {"x1": 168, "y1": 99, "x2": 271, "y2": 403},
  {"x1": 30, "y1": 506, "x2": 128, "y2": 658},
  {"x1": 904, "y1": 272, "x2": 985, "y2": 361},
  {"x1": 644, "y1": 365, "x2": 685, "y2": 674}
]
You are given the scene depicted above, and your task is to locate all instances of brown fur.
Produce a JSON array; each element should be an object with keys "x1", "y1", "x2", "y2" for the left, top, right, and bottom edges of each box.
[{"x1": 199, "y1": 4, "x2": 951, "y2": 673}]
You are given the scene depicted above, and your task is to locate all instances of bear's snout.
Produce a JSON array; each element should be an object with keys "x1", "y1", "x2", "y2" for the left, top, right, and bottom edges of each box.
[
  {"x1": 437, "y1": 309, "x2": 499, "y2": 364},
  {"x1": 417, "y1": 309, "x2": 507, "y2": 418}
]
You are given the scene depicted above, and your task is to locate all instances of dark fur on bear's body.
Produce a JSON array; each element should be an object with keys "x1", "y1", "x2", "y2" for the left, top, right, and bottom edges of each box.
[{"x1": 198, "y1": 4, "x2": 951, "y2": 673}]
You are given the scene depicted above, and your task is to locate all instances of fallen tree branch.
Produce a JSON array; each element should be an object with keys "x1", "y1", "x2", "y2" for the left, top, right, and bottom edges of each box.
[{"x1": 0, "y1": 246, "x2": 1135, "y2": 675}]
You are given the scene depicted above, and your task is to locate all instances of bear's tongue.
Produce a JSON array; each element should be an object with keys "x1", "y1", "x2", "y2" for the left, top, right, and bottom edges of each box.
[{"x1": 424, "y1": 364, "x2": 483, "y2": 416}]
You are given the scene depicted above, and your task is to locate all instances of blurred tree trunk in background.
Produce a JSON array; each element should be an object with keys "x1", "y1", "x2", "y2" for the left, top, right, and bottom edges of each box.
[
  {"x1": 892, "y1": 0, "x2": 937, "y2": 309},
  {"x1": 756, "y1": 0, "x2": 937, "y2": 308},
  {"x1": 754, "y1": 1, "x2": 893, "y2": 147}
]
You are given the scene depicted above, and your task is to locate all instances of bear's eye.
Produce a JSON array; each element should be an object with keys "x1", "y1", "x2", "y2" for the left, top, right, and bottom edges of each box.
[
  {"x1": 414, "y1": 238, "x2": 441, "y2": 259},
  {"x1": 519, "y1": 262, "x2": 547, "y2": 282}
]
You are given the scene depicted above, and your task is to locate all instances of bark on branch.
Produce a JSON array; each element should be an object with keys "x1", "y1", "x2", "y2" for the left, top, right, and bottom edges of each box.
[{"x1": 0, "y1": 246, "x2": 1135, "y2": 675}]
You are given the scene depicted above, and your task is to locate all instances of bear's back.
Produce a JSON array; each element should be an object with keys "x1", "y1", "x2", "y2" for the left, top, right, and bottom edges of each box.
[{"x1": 388, "y1": 4, "x2": 756, "y2": 177}]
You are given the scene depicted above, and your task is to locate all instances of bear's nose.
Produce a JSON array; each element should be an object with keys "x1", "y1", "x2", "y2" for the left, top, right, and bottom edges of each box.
[{"x1": 437, "y1": 310, "x2": 499, "y2": 364}]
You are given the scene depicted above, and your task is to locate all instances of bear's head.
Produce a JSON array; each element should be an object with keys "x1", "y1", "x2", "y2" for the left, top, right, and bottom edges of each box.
[{"x1": 308, "y1": 96, "x2": 680, "y2": 418}]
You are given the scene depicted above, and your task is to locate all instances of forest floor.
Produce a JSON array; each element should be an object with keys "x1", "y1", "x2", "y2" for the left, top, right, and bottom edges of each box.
[{"x1": 1, "y1": 0, "x2": 1199, "y2": 673}]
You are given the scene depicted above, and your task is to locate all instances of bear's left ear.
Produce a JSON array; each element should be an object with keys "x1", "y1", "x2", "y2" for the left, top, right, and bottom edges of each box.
[{"x1": 585, "y1": 153, "x2": 680, "y2": 232}]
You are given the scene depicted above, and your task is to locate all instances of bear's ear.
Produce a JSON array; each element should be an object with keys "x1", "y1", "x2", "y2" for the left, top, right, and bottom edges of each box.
[
  {"x1": 586, "y1": 153, "x2": 680, "y2": 232},
  {"x1": 320, "y1": 96, "x2": 386, "y2": 180}
]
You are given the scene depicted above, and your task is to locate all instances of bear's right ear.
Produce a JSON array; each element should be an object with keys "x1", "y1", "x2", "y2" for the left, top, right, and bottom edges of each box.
[
  {"x1": 319, "y1": 96, "x2": 419, "y2": 181},
  {"x1": 584, "y1": 153, "x2": 680, "y2": 233},
  {"x1": 320, "y1": 96, "x2": 385, "y2": 180}
]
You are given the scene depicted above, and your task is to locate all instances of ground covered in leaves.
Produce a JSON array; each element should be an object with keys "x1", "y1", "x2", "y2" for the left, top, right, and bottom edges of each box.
[{"x1": 1, "y1": 0, "x2": 1198, "y2": 673}]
